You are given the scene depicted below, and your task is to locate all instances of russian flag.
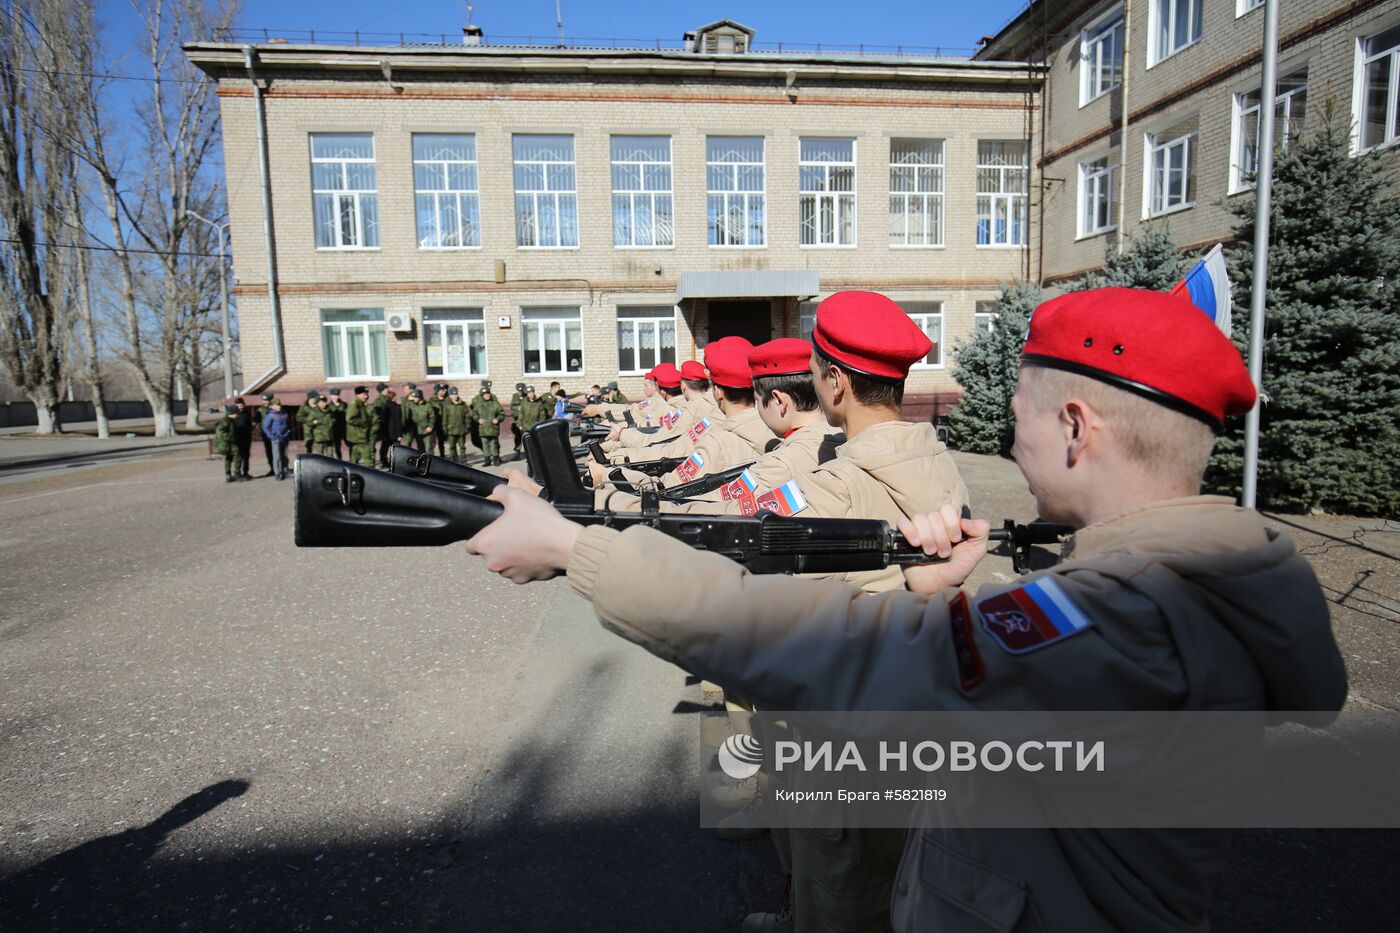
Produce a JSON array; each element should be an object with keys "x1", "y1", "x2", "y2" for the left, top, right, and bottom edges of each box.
[
  {"x1": 720, "y1": 468, "x2": 758, "y2": 501},
  {"x1": 1169, "y1": 243, "x2": 1233, "y2": 334},
  {"x1": 755, "y1": 480, "x2": 808, "y2": 517}
]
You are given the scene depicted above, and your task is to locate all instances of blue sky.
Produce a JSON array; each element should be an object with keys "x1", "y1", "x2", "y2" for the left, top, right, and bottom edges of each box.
[{"x1": 98, "y1": 1, "x2": 1032, "y2": 58}]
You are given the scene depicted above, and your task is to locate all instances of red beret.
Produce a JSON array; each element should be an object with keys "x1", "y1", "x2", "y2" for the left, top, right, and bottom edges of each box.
[
  {"x1": 812, "y1": 291, "x2": 933, "y2": 380},
  {"x1": 1022, "y1": 287, "x2": 1256, "y2": 428},
  {"x1": 650, "y1": 361, "x2": 682, "y2": 389},
  {"x1": 749, "y1": 338, "x2": 813, "y2": 377},
  {"x1": 679, "y1": 360, "x2": 709, "y2": 382},
  {"x1": 704, "y1": 336, "x2": 755, "y2": 388}
]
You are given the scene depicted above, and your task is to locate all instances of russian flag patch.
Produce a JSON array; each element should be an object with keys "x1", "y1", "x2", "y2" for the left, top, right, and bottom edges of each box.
[
  {"x1": 975, "y1": 576, "x2": 1094, "y2": 654},
  {"x1": 754, "y1": 480, "x2": 808, "y2": 517},
  {"x1": 720, "y1": 468, "x2": 758, "y2": 501},
  {"x1": 661, "y1": 409, "x2": 682, "y2": 429},
  {"x1": 687, "y1": 417, "x2": 712, "y2": 443},
  {"x1": 674, "y1": 450, "x2": 705, "y2": 482}
]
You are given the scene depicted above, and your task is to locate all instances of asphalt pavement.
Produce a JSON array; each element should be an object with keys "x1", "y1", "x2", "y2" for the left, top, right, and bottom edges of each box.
[{"x1": 0, "y1": 442, "x2": 1396, "y2": 931}]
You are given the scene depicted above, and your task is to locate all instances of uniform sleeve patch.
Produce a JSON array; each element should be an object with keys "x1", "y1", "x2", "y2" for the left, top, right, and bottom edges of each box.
[
  {"x1": 661, "y1": 408, "x2": 682, "y2": 429},
  {"x1": 687, "y1": 417, "x2": 712, "y2": 443},
  {"x1": 720, "y1": 468, "x2": 758, "y2": 501},
  {"x1": 674, "y1": 450, "x2": 705, "y2": 482},
  {"x1": 975, "y1": 576, "x2": 1094, "y2": 655},
  {"x1": 754, "y1": 480, "x2": 808, "y2": 517},
  {"x1": 947, "y1": 592, "x2": 986, "y2": 692}
]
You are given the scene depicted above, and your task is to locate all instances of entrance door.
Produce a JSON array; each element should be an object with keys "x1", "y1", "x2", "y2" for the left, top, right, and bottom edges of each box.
[{"x1": 707, "y1": 300, "x2": 772, "y2": 346}]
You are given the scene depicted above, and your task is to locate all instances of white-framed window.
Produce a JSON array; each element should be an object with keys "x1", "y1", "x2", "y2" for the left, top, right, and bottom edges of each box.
[
  {"x1": 612, "y1": 136, "x2": 674, "y2": 248},
  {"x1": 1150, "y1": 0, "x2": 1203, "y2": 65},
  {"x1": 1237, "y1": 0, "x2": 1263, "y2": 16},
  {"x1": 514, "y1": 135, "x2": 578, "y2": 248},
  {"x1": 310, "y1": 134, "x2": 378, "y2": 249},
  {"x1": 413, "y1": 134, "x2": 480, "y2": 249},
  {"x1": 707, "y1": 137, "x2": 766, "y2": 247},
  {"x1": 1232, "y1": 70, "x2": 1308, "y2": 191},
  {"x1": 1145, "y1": 120, "x2": 1196, "y2": 216},
  {"x1": 1081, "y1": 9, "x2": 1124, "y2": 105},
  {"x1": 321, "y1": 309, "x2": 388, "y2": 379},
  {"x1": 1078, "y1": 156, "x2": 1117, "y2": 237},
  {"x1": 1358, "y1": 24, "x2": 1400, "y2": 151},
  {"x1": 889, "y1": 139, "x2": 944, "y2": 247},
  {"x1": 616, "y1": 307, "x2": 678, "y2": 374},
  {"x1": 976, "y1": 141, "x2": 1029, "y2": 247},
  {"x1": 798, "y1": 301, "x2": 817, "y2": 342},
  {"x1": 974, "y1": 300, "x2": 999, "y2": 335},
  {"x1": 423, "y1": 309, "x2": 487, "y2": 378},
  {"x1": 902, "y1": 302, "x2": 944, "y2": 368},
  {"x1": 522, "y1": 307, "x2": 584, "y2": 375},
  {"x1": 799, "y1": 138, "x2": 857, "y2": 247}
]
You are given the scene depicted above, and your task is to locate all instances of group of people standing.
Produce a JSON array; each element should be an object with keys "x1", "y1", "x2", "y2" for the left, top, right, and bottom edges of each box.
[{"x1": 213, "y1": 380, "x2": 566, "y2": 482}]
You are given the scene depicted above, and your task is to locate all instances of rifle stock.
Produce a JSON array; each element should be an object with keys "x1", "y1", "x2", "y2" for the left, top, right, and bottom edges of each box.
[{"x1": 387, "y1": 445, "x2": 506, "y2": 496}]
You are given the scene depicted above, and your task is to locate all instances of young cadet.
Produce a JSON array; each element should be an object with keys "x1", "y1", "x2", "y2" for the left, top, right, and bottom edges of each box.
[
  {"x1": 443, "y1": 387, "x2": 472, "y2": 461},
  {"x1": 325, "y1": 388, "x2": 347, "y2": 459},
  {"x1": 345, "y1": 385, "x2": 373, "y2": 466},
  {"x1": 476, "y1": 386, "x2": 505, "y2": 466},
  {"x1": 594, "y1": 339, "x2": 793, "y2": 491},
  {"x1": 296, "y1": 390, "x2": 320, "y2": 455},
  {"x1": 603, "y1": 360, "x2": 717, "y2": 452},
  {"x1": 605, "y1": 353, "x2": 739, "y2": 464},
  {"x1": 465, "y1": 287, "x2": 1348, "y2": 933},
  {"x1": 213, "y1": 404, "x2": 244, "y2": 482},
  {"x1": 508, "y1": 383, "x2": 528, "y2": 455}
]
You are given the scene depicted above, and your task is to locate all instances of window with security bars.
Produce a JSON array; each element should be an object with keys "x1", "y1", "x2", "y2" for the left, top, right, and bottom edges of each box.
[
  {"x1": 1081, "y1": 10, "x2": 1124, "y2": 104},
  {"x1": 707, "y1": 137, "x2": 766, "y2": 247},
  {"x1": 1359, "y1": 24, "x2": 1400, "y2": 150},
  {"x1": 976, "y1": 141, "x2": 1028, "y2": 246},
  {"x1": 1079, "y1": 156, "x2": 1116, "y2": 236},
  {"x1": 617, "y1": 307, "x2": 678, "y2": 374},
  {"x1": 901, "y1": 302, "x2": 944, "y2": 367},
  {"x1": 799, "y1": 138, "x2": 856, "y2": 246},
  {"x1": 1152, "y1": 0, "x2": 1202, "y2": 64},
  {"x1": 413, "y1": 134, "x2": 480, "y2": 249},
  {"x1": 321, "y1": 309, "x2": 388, "y2": 379},
  {"x1": 1146, "y1": 119, "x2": 1196, "y2": 216},
  {"x1": 311, "y1": 134, "x2": 378, "y2": 249},
  {"x1": 889, "y1": 139, "x2": 944, "y2": 247},
  {"x1": 514, "y1": 135, "x2": 578, "y2": 248},
  {"x1": 1233, "y1": 71, "x2": 1307, "y2": 191},
  {"x1": 611, "y1": 137, "x2": 674, "y2": 248},
  {"x1": 423, "y1": 309, "x2": 487, "y2": 377},
  {"x1": 974, "y1": 300, "x2": 999, "y2": 335},
  {"x1": 522, "y1": 307, "x2": 584, "y2": 375}
]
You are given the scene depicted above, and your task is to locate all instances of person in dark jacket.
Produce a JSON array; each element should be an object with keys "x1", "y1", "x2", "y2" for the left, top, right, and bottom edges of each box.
[
  {"x1": 231, "y1": 398, "x2": 254, "y2": 479},
  {"x1": 261, "y1": 400, "x2": 293, "y2": 480},
  {"x1": 381, "y1": 388, "x2": 403, "y2": 467}
]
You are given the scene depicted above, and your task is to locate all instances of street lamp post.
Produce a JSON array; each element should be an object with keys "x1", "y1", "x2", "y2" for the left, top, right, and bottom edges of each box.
[{"x1": 187, "y1": 209, "x2": 234, "y2": 400}]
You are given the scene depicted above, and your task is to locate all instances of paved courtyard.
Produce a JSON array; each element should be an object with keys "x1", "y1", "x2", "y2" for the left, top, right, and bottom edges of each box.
[{"x1": 0, "y1": 441, "x2": 1396, "y2": 931}]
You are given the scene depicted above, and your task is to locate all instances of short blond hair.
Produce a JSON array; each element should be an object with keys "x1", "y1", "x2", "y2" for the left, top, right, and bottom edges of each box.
[{"x1": 1019, "y1": 364, "x2": 1216, "y2": 484}]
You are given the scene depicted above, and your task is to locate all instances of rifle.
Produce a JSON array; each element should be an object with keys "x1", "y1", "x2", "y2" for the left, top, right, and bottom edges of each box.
[
  {"x1": 387, "y1": 444, "x2": 505, "y2": 496},
  {"x1": 293, "y1": 453, "x2": 1068, "y2": 574},
  {"x1": 660, "y1": 461, "x2": 754, "y2": 500}
]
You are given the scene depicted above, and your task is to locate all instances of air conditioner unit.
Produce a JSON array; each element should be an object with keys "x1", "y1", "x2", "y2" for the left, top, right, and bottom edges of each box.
[{"x1": 387, "y1": 311, "x2": 413, "y2": 333}]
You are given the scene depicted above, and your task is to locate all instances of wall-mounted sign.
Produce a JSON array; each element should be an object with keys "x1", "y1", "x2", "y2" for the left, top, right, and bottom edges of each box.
[{"x1": 497, "y1": 315, "x2": 512, "y2": 329}]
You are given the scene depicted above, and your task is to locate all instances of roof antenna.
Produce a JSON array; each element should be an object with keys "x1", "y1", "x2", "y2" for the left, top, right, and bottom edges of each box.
[{"x1": 555, "y1": 0, "x2": 564, "y2": 47}]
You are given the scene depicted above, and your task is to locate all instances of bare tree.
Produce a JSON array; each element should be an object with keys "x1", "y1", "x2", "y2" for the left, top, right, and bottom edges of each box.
[
  {"x1": 0, "y1": 0, "x2": 84, "y2": 433},
  {"x1": 75, "y1": 0, "x2": 236, "y2": 437}
]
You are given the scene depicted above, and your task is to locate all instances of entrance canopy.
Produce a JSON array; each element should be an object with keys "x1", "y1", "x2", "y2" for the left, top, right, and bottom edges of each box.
[{"x1": 675, "y1": 270, "x2": 819, "y2": 301}]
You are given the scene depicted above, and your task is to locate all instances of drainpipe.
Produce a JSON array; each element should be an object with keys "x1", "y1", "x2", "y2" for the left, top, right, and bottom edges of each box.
[{"x1": 238, "y1": 45, "x2": 287, "y2": 394}]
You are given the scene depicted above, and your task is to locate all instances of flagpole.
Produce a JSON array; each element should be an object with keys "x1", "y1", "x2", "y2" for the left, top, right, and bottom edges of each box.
[{"x1": 1242, "y1": 0, "x2": 1280, "y2": 510}]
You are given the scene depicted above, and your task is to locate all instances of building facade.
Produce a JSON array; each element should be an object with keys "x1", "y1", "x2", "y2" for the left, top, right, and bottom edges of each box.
[
  {"x1": 977, "y1": 0, "x2": 1400, "y2": 284},
  {"x1": 186, "y1": 22, "x2": 1045, "y2": 405}
]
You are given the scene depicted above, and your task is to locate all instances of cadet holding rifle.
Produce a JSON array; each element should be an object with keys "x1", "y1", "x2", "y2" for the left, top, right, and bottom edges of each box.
[{"x1": 463, "y1": 288, "x2": 1348, "y2": 933}]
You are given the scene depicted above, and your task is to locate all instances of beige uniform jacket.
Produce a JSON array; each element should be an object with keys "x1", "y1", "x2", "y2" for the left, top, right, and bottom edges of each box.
[
  {"x1": 651, "y1": 421, "x2": 841, "y2": 515},
  {"x1": 565, "y1": 496, "x2": 1348, "y2": 933},
  {"x1": 614, "y1": 407, "x2": 771, "y2": 489},
  {"x1": 594, "y1": 395, "x2": 665, "y2": 426},
  {"x1": 612, "y1": 395, "x2": 721, "y2": 454}
]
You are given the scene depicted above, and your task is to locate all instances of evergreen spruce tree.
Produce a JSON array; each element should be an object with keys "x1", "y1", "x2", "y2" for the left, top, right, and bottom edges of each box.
[
  {"x1": 948, "y1": 282, "x2": 1041, "y2": 456},
  {"x1": 1067, "y1": 226, "x2": 1191, "y2": 291},
  {"x1": 1206, "y1": 107, "x2": 1400, "y2": 516}
]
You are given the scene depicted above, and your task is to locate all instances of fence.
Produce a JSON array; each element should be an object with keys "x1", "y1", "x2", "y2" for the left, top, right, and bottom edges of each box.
[{"x1": 0, "y1": 399, "x2": 190, "y2": 429}]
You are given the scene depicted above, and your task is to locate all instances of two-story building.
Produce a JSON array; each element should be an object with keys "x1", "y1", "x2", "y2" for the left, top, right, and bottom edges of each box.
[
  {"x1": 185, "y1": 20, "x2": 1045, "y2": 409},
  {"x1": 976, "y1": 0, "x2": 1400, "y2": 284}
]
